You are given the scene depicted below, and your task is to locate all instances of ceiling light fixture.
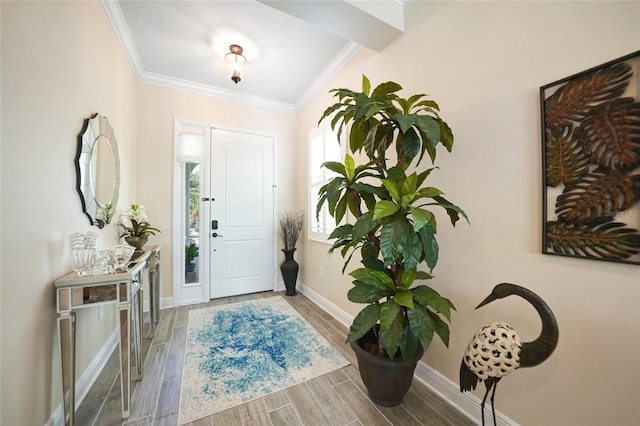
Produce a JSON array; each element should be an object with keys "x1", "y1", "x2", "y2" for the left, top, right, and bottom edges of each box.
[{"x1": 225, "y1": 44, "x2": 246, "y2": 84}]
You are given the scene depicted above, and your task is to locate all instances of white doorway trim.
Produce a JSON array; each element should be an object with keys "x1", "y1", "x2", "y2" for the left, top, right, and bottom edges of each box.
[{"x1": 173, "y1": 119, "x2": 279, "y2": 306}]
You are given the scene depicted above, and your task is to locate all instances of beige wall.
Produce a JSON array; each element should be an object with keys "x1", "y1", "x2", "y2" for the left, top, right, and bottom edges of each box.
[
  {"x1": 1, "y1": 0, "x2": 639, "y2": 425},
  {"x1": 297, "y1": 2, "x2": 640, "y2": 425},
  {"x1": 1, "y1": 1, "x2": 138, "y2": 423}
]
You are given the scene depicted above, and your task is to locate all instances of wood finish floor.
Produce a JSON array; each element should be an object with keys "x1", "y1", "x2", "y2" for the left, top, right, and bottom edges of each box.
[{"x1": 76, "y1": 291, "x2": 475, "y2": 426}]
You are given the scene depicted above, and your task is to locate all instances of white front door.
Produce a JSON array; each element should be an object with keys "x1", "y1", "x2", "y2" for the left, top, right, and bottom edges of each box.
[{"x1": 209, "y1": 128, "x2": 275, "y2": 298}]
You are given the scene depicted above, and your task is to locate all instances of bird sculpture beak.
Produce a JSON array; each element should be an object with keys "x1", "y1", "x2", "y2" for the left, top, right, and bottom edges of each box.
[{"x1": 475, "y1": 293, "x2": 498, "y2": 310}]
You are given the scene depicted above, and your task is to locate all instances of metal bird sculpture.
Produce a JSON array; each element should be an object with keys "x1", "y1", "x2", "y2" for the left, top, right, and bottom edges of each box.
[{"x1": 460, "y1": 283, "x2": 559, "y2": 426}]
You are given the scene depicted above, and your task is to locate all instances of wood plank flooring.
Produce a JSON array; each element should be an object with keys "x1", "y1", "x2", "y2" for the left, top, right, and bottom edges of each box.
[{"x1": 75, "y1": 291, "x2": 475, "y2": 426}]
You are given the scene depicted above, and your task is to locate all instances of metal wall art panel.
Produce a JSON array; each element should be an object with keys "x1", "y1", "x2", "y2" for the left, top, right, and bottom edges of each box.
[{"x1": 541, "y1": 51, "x2": 640, "y2": 265}]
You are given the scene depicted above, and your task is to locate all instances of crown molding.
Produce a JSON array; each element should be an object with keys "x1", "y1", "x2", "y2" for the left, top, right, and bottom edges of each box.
[
  {"x1": 101, "y1": 0, "x2": 144, "y2": 80},
  {"x1": 295, "y1": 42, "x2": 362, "y2": 111},
  {"x1": 101, "y1": 0, "x2": 358, "y2": 114}
]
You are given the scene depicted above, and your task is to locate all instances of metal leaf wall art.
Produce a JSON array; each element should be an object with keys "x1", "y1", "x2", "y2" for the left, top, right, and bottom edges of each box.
[{"x1": 541, "y1": 51, "x2": 640, "y2": 264}]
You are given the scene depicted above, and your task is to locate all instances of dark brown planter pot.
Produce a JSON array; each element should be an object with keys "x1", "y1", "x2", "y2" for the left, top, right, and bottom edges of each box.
[{"x1": 350, "y1": 330, "x2": 424, "y2": 407}]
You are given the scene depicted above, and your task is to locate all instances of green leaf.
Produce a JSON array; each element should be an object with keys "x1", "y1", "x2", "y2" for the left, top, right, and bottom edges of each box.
[
  {"x1": 344, "y1": 154, "x2": 355, "y2": 181},
  {"x1": 373, "y1": 200, "x2": 400, "y2": 220},
  {"x1": 412, "y1": 285, "x2": 454, "y2": 322},
  {"x1": 352, "y1": 211, "x2": 376, "y2": 242},
  {"x1": 410, "y1": 207, "x2": 435, "y2": 232},
  {"x1": 362, "y1": 74, "x2": 371, "y2": 96},
  {"x1": 323, "y1": 161, "x2": 347, "y2": 177},
  {"x1": 361, "y1": 240, "x2": 380, "y2": 261},
  {"x1": 415, "y1": 115, "x2": 441, "y2": 149},
  {"x1": 402, "y1": 231, "x2": 422, "y2": 270},
  {"x1": 428, "y1": 309, "x2": 451, "y2": 347},
  {"x1": 330, "y1": 110, "x2": 346, "y2": 133},
  {"x1": 365, "y1": 103, "x2": 385, "y2": 120},
  {"x1": 416, "y1": 167, "x2": 437, "y2": 188},
  {"x1": 318, "y1": 102, "x2": 346, "y2": 126},
  {"x1": 406, "y1": 303, "x2": 435, "y2": 351},
  {"x1": 334, "y1": 192, "x2": 348, "y2": 224},
  {"x1": 414, "y1": 99, "x2": 440, "y2": 112},
  {"x1": 326, "y1": 178, "x2": 344, "y2": 215},
  {"x1": 363, "y1": 124, "x2": 379, "y2": 156},
  {"x1": 381, "y1": 302, "x2": 403, "y2": 358},
  {"x1": 347, "y1": 281, "x2": 391, "y2": 303},
  {"x1": 371, "y1": 81, "x2": 403, "y2": 98},
  {"x1": 379, "y1": 216, "x2": 410, "y2": 266},
  {"x1": 431, "y1": 195, "x2": 469, "y2": 226},
  {"x1": 361, "y1": 256, "x2": 385, "y2": 271},
  {"x1": 349, "y1": 268, "x2": 394, "y2": 291},
  {"x1": 351, "y1": 182, "x2": 386, "y2": 199},
  {"x1": 381, "y1": 179, "x2": 401, "y2": 204},
  {"x1": 380, "y1": 299, "x2": 401, "y2": 331},
  {"x1": 402, "y1": 173, "x2": 418, "y2": 197},
  {"x1": 439, "y1": 120, "x2": 454, "y2": 152},
  {"x1": 399, "y1": 322, "x2": 419, "y2": 363},
  {"x1": 394, "y1": 290, "x2": 415, "y2": 309},
  {"x1": 315, "y1": 192, "x2": 327, "y2": 221},
  {"x1": 415, "y1": 270, "x2": 434, "y2": 280},
  {"x1": 349, "y1": 118, "x2": 367, "y2": 152},
  {"x1": 418, "y1": 223, "x2": 439, "y2": 270},
  {"x1": 395, "y1": 114, "x2": 417, "y2": 134},
  {"x1": 402, "y1": 127, "x2": 421, "y2": 162},
  {"x1": 347, "y1": 304, "x2": 381, "y2": 342},
  {"x1": 328, "y1": 224, "x2": 353, "y2": 240},
  {"x1": 417, "y1": 187, "x2": 444, "y2": 199},
  {"x1": 399, "y1": 267, "x2": 417, "y2": 290}
]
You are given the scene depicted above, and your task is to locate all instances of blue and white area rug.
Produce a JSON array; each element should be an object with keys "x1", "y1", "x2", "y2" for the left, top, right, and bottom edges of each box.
[{"x1": 178, "y1": 296, "x2": 350, "y2": 424}]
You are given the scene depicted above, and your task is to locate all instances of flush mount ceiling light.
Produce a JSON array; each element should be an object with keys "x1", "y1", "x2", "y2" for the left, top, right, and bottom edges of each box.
[{"x1": 225, "y1": 44, "x2": 246, "y2": 84}]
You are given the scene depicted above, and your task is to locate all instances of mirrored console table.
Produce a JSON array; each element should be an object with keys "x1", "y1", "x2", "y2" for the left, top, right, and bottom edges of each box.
[{"x1": 55, "y1": 245, "x2": 161, "y2": 426}]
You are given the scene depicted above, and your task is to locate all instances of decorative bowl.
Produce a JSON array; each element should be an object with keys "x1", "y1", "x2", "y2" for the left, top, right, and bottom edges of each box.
[{"x1": 104, "y1": 245, "x2": 136, "y2": 273}]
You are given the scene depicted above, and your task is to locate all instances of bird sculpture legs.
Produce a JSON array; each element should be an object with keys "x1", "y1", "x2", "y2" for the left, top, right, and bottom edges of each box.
[{"x1": 481, "y1": 377, "x2": 500, "y2": 426}]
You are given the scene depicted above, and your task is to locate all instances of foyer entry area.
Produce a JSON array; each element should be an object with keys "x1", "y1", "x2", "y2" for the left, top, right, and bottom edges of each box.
[
  {"x1": 174, "y1": 121, "x2": 276, "y2": 306},
  {"x1": 74, "y1": 292, "x2": 474, "y2": 425}
]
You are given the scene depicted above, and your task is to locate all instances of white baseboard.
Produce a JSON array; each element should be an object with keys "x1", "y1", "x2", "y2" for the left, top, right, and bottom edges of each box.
[
  {"x1": 48, "y1": 283, "x2": 516, "y2": 426},
  {"x1": 47, "y1": 328, "x2": 119, "y2": 426},
  {"x1": 413, "y1": 361, "x2": 517, "y2": 426},
  {"x1": 297, "y1": 281, "x2": 517, "y2": 426},
  {"x1": 296, "y1": 282, "x2": 353, "y2": 328}
]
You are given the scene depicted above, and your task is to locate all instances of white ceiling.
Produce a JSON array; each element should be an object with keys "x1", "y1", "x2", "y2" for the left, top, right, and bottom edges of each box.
[{"x1": 101, "y1": 0, "x2": 407, "y2": 112}]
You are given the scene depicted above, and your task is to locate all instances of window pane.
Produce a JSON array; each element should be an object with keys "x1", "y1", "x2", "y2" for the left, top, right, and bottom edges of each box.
[
  {"x1": 308, "y1": 124, "x2": 343, "y2": 241},
  {"x1": 185, "y1": 163, "x2": 200, "y2": 284}
]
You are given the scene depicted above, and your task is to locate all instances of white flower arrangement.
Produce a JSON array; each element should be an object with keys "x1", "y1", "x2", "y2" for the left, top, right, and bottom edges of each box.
[{"x1": 119, "y1": 204, "x2": 161, "y2": 238}]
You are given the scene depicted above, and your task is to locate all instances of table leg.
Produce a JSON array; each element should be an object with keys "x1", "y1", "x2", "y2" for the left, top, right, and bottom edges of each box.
[
  {"x1": 118, "y1": 300, "x2": 131, "y2": 418},
  {"x1": 148, "y1": 252, "x2": 160, "y2": 336},
  {"x1": 58, "y1": 311, "x2": 76, "y2": 426},
  {"x1": 133, "y1": 287, "x2": 144, "y2": 380},
  {"x1": 153, "y1": 261, "x2": 160, "y2": 326}
]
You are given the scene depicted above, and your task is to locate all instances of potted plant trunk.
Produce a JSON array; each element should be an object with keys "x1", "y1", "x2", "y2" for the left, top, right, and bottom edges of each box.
[
  {"x1": 316, "y1": 76, "x2": 468, "y2": 406},
  {"x1": 279, "y1": 211, "x2": 305, "y2": 296}
]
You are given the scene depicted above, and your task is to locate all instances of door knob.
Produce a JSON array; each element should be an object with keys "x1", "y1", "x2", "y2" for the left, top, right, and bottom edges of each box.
[{"x1": 212, "y1": 232, "x2": 223, "y2": 237}]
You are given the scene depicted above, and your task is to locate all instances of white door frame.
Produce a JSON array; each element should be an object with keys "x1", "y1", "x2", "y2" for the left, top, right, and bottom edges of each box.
[{"x1": 173, "y1": 119, "x2": 278, "y2": 306}]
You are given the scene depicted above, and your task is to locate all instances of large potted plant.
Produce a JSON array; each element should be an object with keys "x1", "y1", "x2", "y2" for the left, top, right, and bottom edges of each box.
[{"x1": 317, "y1": 76, "x2": 468, "y2": 406}]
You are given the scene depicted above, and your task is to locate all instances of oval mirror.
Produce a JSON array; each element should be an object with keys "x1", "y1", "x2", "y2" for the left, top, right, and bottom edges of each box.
[{"x1": 76, "y1": 113, "x2": 120, "y2": 228}]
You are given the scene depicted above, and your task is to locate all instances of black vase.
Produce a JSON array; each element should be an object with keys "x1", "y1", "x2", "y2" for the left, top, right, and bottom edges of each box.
[{"x1": 280, "y1": 249, "x2": 299, "y2": 296}]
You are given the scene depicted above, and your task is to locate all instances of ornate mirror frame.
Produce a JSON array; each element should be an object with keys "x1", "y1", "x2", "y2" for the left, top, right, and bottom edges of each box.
[{"x1": 76, "y1": 113, "x2": 121, "y2": 228}]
